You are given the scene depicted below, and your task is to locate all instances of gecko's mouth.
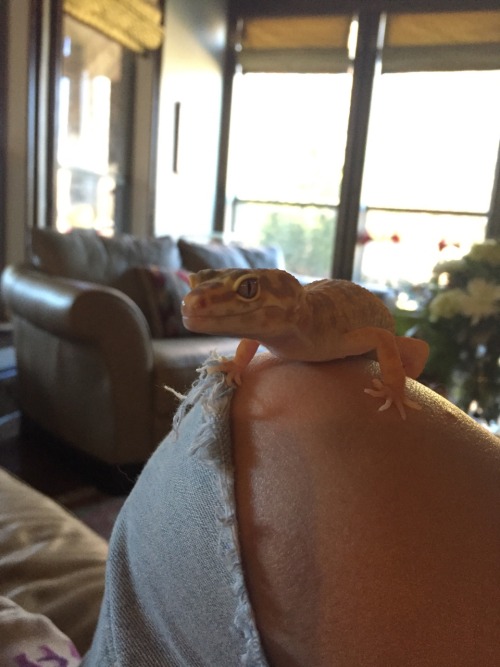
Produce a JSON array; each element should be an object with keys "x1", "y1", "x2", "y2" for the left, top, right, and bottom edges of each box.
[{"x1": 182, "y1": 309, "x2": 261, "y2": 334}]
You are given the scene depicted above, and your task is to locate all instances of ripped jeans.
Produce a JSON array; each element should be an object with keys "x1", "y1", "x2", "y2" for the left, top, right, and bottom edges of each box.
[{"x1": 82, "y1": 360, "x2": 269, "y2": 667}]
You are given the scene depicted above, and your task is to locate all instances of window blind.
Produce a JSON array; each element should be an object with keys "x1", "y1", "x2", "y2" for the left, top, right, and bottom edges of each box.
[
  {"x1": 63, "y1": 0, "x2": 163, "y2": 53},
  {"x1": 383, "y1": 10, "x2": 500, "y2": 72},
  {"x1": 236, "y1": 10, "x2": 500, "y2": 74},
  {"x1": 237, "y1": 15, "x2": 352, "y2": 73}
]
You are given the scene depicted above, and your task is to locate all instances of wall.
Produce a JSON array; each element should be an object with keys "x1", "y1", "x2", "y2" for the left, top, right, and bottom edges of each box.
[{"x1": 155, "y1": 0, "x2": 229, "y2": 238}]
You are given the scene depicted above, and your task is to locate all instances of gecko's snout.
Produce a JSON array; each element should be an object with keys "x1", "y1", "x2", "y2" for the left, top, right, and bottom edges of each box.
[
  {"x1": 181, "y1": 291, "x2": 207, "y2": 316},
  {"x1": 181, "y1": 290, "x2": 220, "y2": 335}
]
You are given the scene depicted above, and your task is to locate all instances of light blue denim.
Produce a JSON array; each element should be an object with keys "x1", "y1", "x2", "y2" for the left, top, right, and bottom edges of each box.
[{"x1": 82, "y1": 358, "x2": 270, "y2": 666}]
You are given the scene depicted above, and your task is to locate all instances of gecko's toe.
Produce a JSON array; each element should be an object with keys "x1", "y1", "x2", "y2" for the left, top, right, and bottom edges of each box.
[
  {"x1": 218, "y1": 362, "x2": 245, "y2": 388},
  {"x1": 403, "y1": 396, "x2": 422, "y2": 411},
  {"x1": 377, "y1": 397, "x2": 393, "y2": 413},
  {"x1": 364, "y1": 380, "x2": 391, "y2": 399},
  {"x1": 394, "y1": 400, "x2": 407, "y2": 420},
  {"x1": 225, "y1": 371, "x2": 242, "y2": 387},
  {"x1": 206, "y1": 358, "x2": 228, "y2": 376},
  {"x1": 364, "y1": 378, "x2": 421, "y2": 420}
]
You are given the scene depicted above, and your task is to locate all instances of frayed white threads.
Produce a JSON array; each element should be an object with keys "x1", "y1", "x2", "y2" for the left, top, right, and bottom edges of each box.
[
  {"x1": 171, "y1": 352, "x2": 268, "y2": 667},
  {"x1": 162, "y1": 384, "x2": 187, "y2": 401}
]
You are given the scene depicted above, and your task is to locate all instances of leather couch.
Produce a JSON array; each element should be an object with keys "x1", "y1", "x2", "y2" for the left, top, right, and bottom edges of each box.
[{"x1": 1, "y1": 229, "x2": 285, "y2": 470}]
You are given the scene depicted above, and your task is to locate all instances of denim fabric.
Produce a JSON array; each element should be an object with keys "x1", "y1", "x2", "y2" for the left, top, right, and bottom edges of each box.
[{"x1": 83, "y1": 360, "x2": 269, "y2": 667}]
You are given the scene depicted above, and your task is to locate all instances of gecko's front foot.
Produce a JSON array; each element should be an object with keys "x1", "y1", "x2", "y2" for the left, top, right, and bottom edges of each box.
[
  {"x1": 206, "y1": 358, "x2": 244, "y2": 387},
  {"x1": 364, "y1": 378, "x2": 421, "y2": 420}
]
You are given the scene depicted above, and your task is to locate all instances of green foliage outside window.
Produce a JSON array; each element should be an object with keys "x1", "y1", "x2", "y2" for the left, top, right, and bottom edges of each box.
[{"x1": 260, "y1": 209, "x2": 336, "y2": 278}]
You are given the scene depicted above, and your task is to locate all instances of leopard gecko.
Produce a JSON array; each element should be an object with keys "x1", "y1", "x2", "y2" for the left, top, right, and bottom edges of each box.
[{"x1": 181, "y1": 268, "x2": 429, "y2": 419}]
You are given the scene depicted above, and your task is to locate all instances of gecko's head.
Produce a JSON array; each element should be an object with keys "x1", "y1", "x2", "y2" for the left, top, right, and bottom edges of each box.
[{"x1": 181, "y1": 268, "x2": 303, "y2": 337}]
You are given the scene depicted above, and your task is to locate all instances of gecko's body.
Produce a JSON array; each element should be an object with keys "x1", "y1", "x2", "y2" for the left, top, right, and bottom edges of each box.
[{"x1": 181, "y1": 268, "x2": 429, "y2": 418}]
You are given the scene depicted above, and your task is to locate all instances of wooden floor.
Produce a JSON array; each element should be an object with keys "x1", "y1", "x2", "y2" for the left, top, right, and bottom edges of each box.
[
  {"x1": 0, "y1": 410, "x2": 139, "y2": 496},
  {"x1": 0, "y1": 411, "x2": 128, "y2": 539},
  {"x1": 0, "y1": 413, "x2": 94, "y2": 498}
]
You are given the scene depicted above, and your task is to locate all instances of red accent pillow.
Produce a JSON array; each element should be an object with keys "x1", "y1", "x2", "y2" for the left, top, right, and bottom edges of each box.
[
  {"x1": 144, "y1": 267, "x2": 193, "y2": 337},
  {"x1": 113, "y1": 266, "x2": 194, "y2": 338}
]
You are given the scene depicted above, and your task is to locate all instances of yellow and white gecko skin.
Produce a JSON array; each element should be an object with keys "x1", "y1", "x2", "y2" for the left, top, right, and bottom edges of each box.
[{"x1": 181, "y1": 268, "x2": 430, "y2": 419}]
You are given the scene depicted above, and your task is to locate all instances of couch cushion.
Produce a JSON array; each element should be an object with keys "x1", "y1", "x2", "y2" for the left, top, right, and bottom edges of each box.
[
  {"x1": 232, "y1": 243, "x2": 285, "y2": 270},
  {"x1": 178, "y1": 238, "x2": 252, "y2": 272},
  {"x1": 31, "y1": 228, "x2": 182, "y2": 285}
]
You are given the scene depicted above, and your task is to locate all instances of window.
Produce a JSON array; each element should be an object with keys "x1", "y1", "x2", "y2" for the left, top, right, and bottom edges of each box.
[
  {"x1": 225, "y1": 7, "x2": 500, "y2": 295},
  {"x1": 357, "y1": 11, "x2": 500, "y2": 308},
  {"x1": 29, "y1": 0, "x2": 162, "y2": 238},
  {"x1": 226, "y1": 15, "x2": 355, "y2": 277},
  {"x1": 227, "y1": 70, "x2": 353, "y2": 276},
  {"x1": 55, "y1": 15, "x2": 135, "y2": 235}
]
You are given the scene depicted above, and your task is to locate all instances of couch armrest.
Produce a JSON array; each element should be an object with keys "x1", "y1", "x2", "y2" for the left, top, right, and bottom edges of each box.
[
  {"x1": 1, "y1": 265, "x2": 156, "y2": 465},
  {"x1": 2, "y1": 265, "x2": 152, "y2": 354}
]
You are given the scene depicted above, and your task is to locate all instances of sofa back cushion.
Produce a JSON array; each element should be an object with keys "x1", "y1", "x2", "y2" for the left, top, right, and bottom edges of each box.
[
  {"x1": 233, "y1": 243, "x2": 286, "y2": 270},
  {"x1": 31, "y1": 228, "x2": 182, "y2": 285},
  {"x1": 178, "y1": 238, "x2": 251, "y2": 272},
  {"x1": 178, "y1": 238, "x2": 285, "y2": 273},
  {"x1": 113, "y1": 267, "x2": 195, "y2": 339}
]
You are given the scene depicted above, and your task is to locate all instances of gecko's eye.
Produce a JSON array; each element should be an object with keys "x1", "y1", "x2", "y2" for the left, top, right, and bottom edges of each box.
[{"x1": 236, "y1": 277, "x2": 259, "y2": 300}]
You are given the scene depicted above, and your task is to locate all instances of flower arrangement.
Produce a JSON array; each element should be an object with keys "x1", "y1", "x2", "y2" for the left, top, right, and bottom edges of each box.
[{"x1": 422, "y1": 240, "x2": 500, "y2": 422}]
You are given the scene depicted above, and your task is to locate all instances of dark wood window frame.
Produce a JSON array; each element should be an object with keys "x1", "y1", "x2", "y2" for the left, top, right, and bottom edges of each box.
[{"x1": 29, "y1": 0, "x2": 62, "y2": 231}]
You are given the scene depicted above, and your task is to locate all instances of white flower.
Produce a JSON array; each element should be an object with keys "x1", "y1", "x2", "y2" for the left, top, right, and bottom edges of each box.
[
  {"x1": 460, "y1": 278, "x2": 500, "y2": 324},
  {"x1": 429, "y1": 289, "x2": 465, "y2": 320}
]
